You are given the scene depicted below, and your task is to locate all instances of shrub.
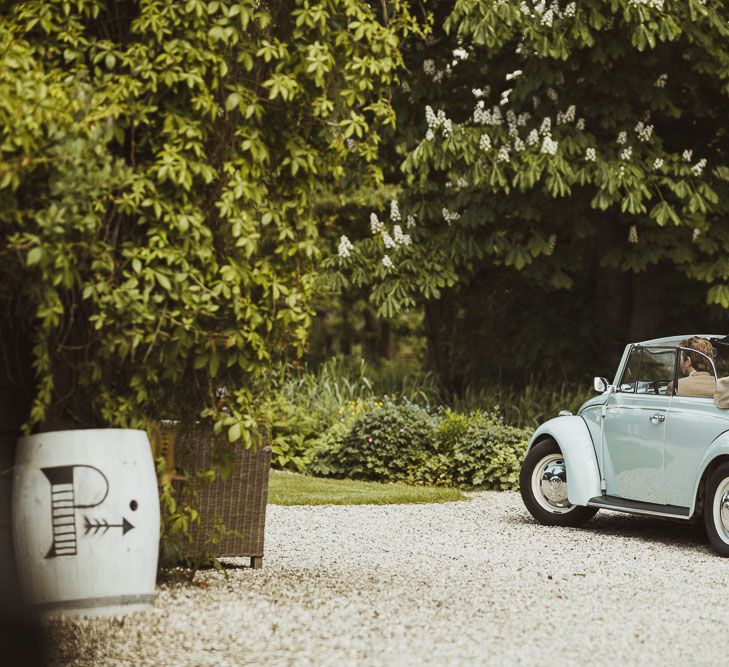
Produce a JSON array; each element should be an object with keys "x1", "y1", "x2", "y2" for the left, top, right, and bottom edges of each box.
[
  {"x1": 310, "y1": 397, "x2": 436, "y2": 482},
  {"x1": 448, "y1": 414, "x2": 531, "y2": 490}
]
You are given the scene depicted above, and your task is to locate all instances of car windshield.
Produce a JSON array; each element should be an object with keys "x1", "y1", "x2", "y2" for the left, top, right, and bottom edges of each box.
[{"x1": 618, "y1": 337, "x2": 729, "y2": 399}]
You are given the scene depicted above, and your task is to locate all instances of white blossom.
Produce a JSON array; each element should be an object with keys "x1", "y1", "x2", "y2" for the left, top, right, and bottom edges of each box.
[
  {"x1": 620, "y1": 146, "x2": 633, "y2": 161},
  {"x1": 576, "y1": 118, "x2": 585, "y2": 130},
  {"x1": 506, "y1": 69, "x2": 523, "y2": 81},
  {"x1": 425, "y1": 106, "x2": 452, "y2": 137},
  {"x1": 693, "y1": 228, "x2": 701, "y2": 242},
  {"x1": 617, "y1": 131, "x2": 627, "y2": 145},
  {"x1": 556, "y1": 105, "x2": 576, "y2": 125},
  {"x1": 541, "y1": 135, "x2": 558, "y2": 155},
  {"x1": 479, "y1": 134, "x2": 492, "y2": 151},
  {"x1": 629, "y1": 0, "x2": 665, "y2": 9},
  {"x1": 452, "y1": 47, "x2": 469, "y2": 61},
  {"x1": 527, "y1": 129, "x2": 540, "y2": 146},
  {"x1": 628, "y1": 225, "x2": 639, "y2": 244},
  {"x1": 500, "y1": 89, "x2": 512, "y2": 106},
  {"x1": 585, "y1": 147, "x2": 596, "y2": 162},
  {"x1": 393, "y1": 224, "x2": 412, "y2": 246},
  {"x1": 442, "y1": 207, "x2": 461, "y2": 224},
  {"x1": 692, "y1": 158, "x2": 707, "y2": 176},
  {"x1": 497, "y1": 145, "x2": 511, "y2": 162},
  {"x1": 683, "y1": 149, "x2": 693, "y2": 162},
  {"x1": 390, "y1": 200, "x2": 401, "y2": 222},
  {"x1": 382, "y1": 254, "x2": 393, "y2": 269},
  {"x1": 426, "y1": 128, "x2": 434, "y2": 141},
  {"x1": 546, "y1": 87, "x2": 558, "y2": 101},
  {"x1": 653, "y1": 157, "x2": 664, "y2": 169},
  {"x1": 337, "y1": 235, "x2": 354, "y2": 259},
  {"x1": 513, "y1": 137, "x2": 525, "y2": 152},
  {"x1": 654, "y1": 73, "x2": 668, "y2": 88},
  {"x1": 546, "y1": 234, "x2": 557, "y2": 255},
  {"x1": 423, "y1": 59, "x2": 436, "y2": 76},
  {"x1": 382, "y1": 231, "x2": 397, "y2": 249},
  {"x1": 370, "y1": 213, "x2": 384, "y2": 234},
  {"x1": 539, "y1": 116, "x2": 552, "y2": 136},
  {"x1": 406, "y1": 215, "x2": 416, "y2": 229},
  {"x1": 634, "y1": 121, "x2": 653, "y2": 142},
  {"x1": 564, "y1": 2, "x2": 576, "y2": 17}
]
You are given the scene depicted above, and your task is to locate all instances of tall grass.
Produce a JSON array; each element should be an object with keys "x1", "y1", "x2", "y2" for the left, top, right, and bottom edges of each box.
[
  {"x1": 280, "y1": 355, "x2": 593, "y2": 429},
  {"x1": 446, "y1": 381, "x2": 594, "y2": 429}
]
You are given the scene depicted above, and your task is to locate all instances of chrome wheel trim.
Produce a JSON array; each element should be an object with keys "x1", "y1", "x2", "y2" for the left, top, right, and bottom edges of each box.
[
  {"x1": 530, "y1": 453, "x2": 575, "y2": 515},
  {"x1": 713, "y1": 477, "x2": 729, "y2": 545}
]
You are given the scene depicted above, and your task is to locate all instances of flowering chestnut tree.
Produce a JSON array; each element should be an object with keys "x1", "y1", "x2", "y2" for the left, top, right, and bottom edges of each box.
[{"x1": 337, "y1": 0, "x2": 729, "y2": 319}]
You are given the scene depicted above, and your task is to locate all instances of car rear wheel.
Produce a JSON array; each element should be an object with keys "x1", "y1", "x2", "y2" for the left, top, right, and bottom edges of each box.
[
  {"x1": 703, "y1": 462, "x2": 729, "y2": 557},
  {"x1": 520, "y1": 438, "x2": 598, "y2": 527}
]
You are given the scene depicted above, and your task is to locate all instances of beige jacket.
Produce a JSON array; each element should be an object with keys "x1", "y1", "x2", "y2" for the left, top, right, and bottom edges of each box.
[{"x1": 676, "y1": 371, "x2": 716, "y2": 398}]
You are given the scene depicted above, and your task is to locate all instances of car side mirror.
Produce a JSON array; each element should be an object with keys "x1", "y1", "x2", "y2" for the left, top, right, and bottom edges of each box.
[{"x1": 593, "y1": 377, "x2": 609, "y2": 393}]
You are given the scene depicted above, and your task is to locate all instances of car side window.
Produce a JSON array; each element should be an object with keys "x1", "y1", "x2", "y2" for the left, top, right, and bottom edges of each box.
[
  {"x1": 636, "y1": 348, "x2": 676, "y2": 395},
  {"x1": 619, "y1": 347, "x2": 641, "y2": 392}
]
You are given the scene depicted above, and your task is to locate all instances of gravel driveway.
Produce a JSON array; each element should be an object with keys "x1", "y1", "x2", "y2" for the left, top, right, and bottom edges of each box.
[{"x1": 50, "y1": 492, "x2": 729, "y2": 666}]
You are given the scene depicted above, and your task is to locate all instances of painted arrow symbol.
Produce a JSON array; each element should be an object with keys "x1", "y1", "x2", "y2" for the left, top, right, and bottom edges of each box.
[{"x1": 84, "y1": 516, "x2": 135, "y2": 536}]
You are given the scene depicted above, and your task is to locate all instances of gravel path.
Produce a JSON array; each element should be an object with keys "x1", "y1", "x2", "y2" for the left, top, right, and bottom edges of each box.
[{"x1": 49, "y1": 492, "x2": 729, "y2": 666}]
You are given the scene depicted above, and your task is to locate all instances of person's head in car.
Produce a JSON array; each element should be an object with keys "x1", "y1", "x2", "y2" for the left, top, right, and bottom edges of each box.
[{"x1": 679, "y1": 336, "x2": 714, "y2": 377}]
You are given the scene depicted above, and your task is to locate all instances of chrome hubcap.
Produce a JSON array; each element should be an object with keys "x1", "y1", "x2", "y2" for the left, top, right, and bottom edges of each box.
[
  {"x1": 712, "y1": 478, "x2": 729, "y2": 545},
  {"x1": 531, "y1": 453, "x2": 574, "y2": 514},
  {"x1": 720, "y1": 490, "x2": 729, "y2": 534},
  {"x1": 540, "y1": 461, "x2": 569, "y2": 507}
]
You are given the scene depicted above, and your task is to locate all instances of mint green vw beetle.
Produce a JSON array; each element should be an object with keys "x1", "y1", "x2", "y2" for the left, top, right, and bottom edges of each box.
[{"x1": 520, "y1": 334, "x2": 729, "y2": 556}]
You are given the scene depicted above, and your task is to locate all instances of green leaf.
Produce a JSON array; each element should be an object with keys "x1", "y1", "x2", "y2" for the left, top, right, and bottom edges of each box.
[{"x1": 27, "y1": 248, "x2": 42, "y2": 266}]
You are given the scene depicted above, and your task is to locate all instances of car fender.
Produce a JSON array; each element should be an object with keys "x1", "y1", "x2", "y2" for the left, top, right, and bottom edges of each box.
[
  {"x1": 528, "y1": 416, "x2": 601, "y2": 506},
  {"x1": 689, "y1": 429, "x2": 729, "y2": 516}
]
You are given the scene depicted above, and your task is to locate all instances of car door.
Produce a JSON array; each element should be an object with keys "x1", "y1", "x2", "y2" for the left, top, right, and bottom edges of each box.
[
  {"x1": 664, "y1": 346, "x2": 728, "y2": 508},
  {"x1": 602, "y1": 346, "x2": 674, "y2": 504}
]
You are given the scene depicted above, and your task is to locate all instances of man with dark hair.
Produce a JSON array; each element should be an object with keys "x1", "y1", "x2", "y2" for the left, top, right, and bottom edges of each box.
[{"x1": 675, "y1": 336, "x2": 716, "y2": 398}]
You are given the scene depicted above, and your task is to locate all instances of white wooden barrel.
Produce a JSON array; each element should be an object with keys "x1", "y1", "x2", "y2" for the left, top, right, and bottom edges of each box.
[{"x1": 12, "y1": 429, "x2": 160, "y2": 617}]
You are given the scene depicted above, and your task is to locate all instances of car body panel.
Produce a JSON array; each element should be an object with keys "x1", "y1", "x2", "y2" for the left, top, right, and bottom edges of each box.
[
  {"x1": 665, "y1": 396, "x2": 729, "y2": 508},
  {"x1": 528, "y1": 416, "x2": 602, "y2": 506},
  {"x1": 688, "y1": 431, "x2": 729, "y2": 515},
  {"x1": 602, "y1": 392, "x2": 667, "y2": 504}
]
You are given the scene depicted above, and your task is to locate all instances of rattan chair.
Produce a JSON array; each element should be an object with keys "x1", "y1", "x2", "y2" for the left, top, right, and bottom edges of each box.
[{"x1": 170, "y1": 426, "x2": 271, "y2": 568}]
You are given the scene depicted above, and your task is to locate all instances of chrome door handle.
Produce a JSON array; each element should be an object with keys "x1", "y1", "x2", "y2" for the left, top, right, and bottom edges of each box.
[{"x1": 649, "y1": 414, "x2": 666, "y2": 424}]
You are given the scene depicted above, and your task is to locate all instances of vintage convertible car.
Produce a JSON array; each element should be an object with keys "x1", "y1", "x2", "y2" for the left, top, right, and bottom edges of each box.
[{"x1": 520, "y1": 334, "x2": 729, "y2": 556}]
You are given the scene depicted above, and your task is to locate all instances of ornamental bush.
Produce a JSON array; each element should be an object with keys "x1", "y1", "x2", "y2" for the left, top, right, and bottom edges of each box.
[
  {"x1": 448, "y1": 414, "x2": 531, "y2": 491},
  {"x1": 308, "y1": 398, "x2": 531, "y2": 490},
  {"x1": 311, "y1": 397, "x2": 437, "y2": 482}
]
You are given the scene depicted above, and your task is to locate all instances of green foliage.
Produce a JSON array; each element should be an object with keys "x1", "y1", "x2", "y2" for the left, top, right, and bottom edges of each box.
[
  {"x1": 309, "y1": 397, "x2": 531, "y2": 490},
  {"x1": 446, "y1": 381, "x2": 594, "y2": 430},
  {"x1": 446, "y1": 413, "x2": 530, "y2": 490},
  {"x1": 265, "y1": 354, "x2": 440, "y2": 470},
  {"x1": 333, "y1": 0, "x2": 729, "y2": 323},
  {"x1": 313, "y1": 397, "x2": 436, "y2": 482},
  {"x1": 0, "y1": 1, "x2": 420, "y2": 435}
]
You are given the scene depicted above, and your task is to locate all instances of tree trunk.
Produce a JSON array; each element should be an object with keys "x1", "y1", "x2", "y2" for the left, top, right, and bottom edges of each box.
[
  {"x1": 627, "y1": 266, "x2": 666, "y2": 342},
  {"x1": 595, "y1": 221, "x2": 631, "y2": 362}
]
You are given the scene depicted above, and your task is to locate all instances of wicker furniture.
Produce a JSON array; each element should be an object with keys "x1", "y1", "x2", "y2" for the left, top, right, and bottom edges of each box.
[{"x1": 172, "y1": 427, "x2": 271, "y2": 568}]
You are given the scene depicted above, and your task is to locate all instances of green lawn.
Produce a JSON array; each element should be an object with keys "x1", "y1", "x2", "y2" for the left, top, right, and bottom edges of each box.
[{"x1": 268, "y1": 470, "x2": 467, "y2": 506}]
